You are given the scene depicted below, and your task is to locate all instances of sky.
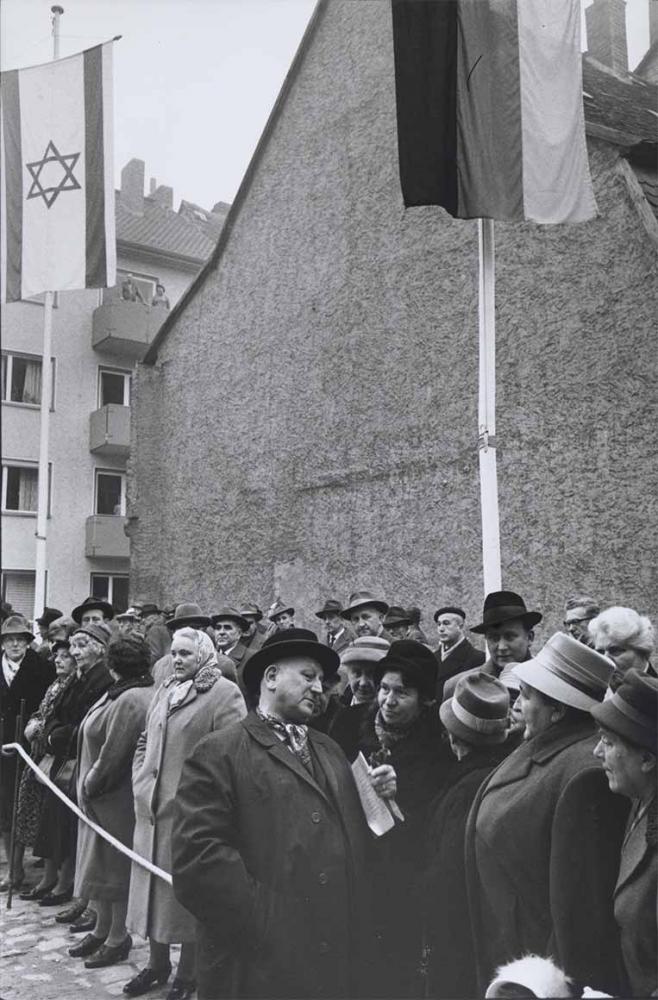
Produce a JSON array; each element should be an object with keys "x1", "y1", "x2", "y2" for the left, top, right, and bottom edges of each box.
[{"x1": 1, "y1": 0, "x2": 652, "y2": 212}]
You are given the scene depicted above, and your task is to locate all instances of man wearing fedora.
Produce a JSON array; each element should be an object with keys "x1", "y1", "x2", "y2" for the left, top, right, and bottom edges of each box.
[
  {"x1": 315, "y1": 599, "x2": 355, "y2": 653},
  {"x1": 267, "y1": 600, "x2": 296, "y2": 632},
  {"x1": 433, "y1": 606, "x2": 486, "y2": 702},
  {"x1": 342, "y1": 591, "x2": 391, "y2": 641},
  {"x1": 152, "y1": 604, "x2": 238, "y2": 688},
  {"x1": 211, "y1": 607, "x2": 255, "y2": 697},
  {"x1": 238, "y1": 604, "x2": 268, "y2": 651},
  {"x1": 443, "y1": 591, "x2": 540, "y2": 702},
  {"x1": 172, "y1": 628, "x2": 376, "y2": 999},
  {"x1": 71, "y1": 597, "x2": 115, "y2": 627}
]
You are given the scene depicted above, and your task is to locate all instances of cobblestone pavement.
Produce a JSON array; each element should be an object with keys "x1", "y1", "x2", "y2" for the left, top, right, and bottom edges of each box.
[{"x1": 0, "y1": 859, "x2": 184, "y2": 1000}]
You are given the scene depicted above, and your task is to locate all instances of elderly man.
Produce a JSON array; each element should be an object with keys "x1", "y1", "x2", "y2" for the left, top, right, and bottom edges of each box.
[
  {"x1": 382, "y1": 606, "x2": 412, "y2": 640},
  {"x1": 211, "y1": 606, "x2": 255, "y2": 698},
  {"x1": 172, "y1": 628, "x2": 376, "y2": 999},
  {"x1": 443, "y1": 591, "x2": 542, "y2": 702},
  {"x1": 337, "y1": 636, "x2": 390, "y2": 708},
  {"x1": 342, "y1": 590, "x2": 390, "y2": 640},
  {"x1": 563, "y1": 593, "x2": 600, "y2": 646},
  {"x1": 238, "y1": 603, "x2": 268, "y2": 649},
  {"x1": 433, "y1": 606, "x2": 486, "y2": 702},
  {"x1": 267, "y1": 600, "x2": 296, "y2": 631},
  {"x1": 315, "y1": 599, "x2": 354, "y2": 653}
]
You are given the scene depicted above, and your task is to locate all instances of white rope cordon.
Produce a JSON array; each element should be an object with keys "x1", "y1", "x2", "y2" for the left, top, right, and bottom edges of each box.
[{"x1": 2, "y1": 742, "x2": 172, "y2": 886}]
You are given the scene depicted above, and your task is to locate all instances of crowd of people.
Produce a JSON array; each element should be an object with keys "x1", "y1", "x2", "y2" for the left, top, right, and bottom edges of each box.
[{"x1": 0, "y1": 587, "x2": 655, "y2": 1000}]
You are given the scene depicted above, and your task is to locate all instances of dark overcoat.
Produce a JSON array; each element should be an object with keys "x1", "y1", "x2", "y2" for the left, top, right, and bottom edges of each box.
[
  {"x1": 614, "y1": 797, "x2": 657, "y2": 996},
  {"x1": 171, "y1": 712, "x2": 377, "y2": 1000},
  {"x1": 433, "y1": 638, "x2": 486, "y2": 702},
  {"x1": 465, "y1": 716, "x2": 629, "y2": 993}
]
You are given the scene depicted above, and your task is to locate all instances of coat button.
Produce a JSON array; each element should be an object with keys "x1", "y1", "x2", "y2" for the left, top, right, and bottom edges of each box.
[
  {"x1": 318, "y1": 872, "x2": 328, "y2": 885},
  {"x1": 311, "y1": 811, "x2": 321, "y2": 824},
  {"x1": 319, "y1": 941, "x2": 330, "y2": 954}
]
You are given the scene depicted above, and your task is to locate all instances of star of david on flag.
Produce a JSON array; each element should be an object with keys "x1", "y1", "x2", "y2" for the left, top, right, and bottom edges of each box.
[{"x1": 1, "y1": 42, "x2": 117, "y2": 303}]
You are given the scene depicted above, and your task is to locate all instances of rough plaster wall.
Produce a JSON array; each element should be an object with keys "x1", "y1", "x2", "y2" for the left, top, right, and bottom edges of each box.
[{"x1": 131, "y1": 1, "x2": 658, "y2": 640}]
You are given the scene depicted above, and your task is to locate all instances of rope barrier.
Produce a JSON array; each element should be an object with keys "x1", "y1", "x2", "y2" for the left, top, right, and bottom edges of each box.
[{"x1": 2, "y1": 742, "x2": 172, "y2": 886}]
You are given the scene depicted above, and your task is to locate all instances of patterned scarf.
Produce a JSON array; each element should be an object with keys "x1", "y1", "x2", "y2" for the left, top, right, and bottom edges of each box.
[
  {"x1": 257, "y1": 708, "x2": 313, "y2": 772},
  {"x1": 374, "y1": 708, "x2": 417, "y2": 750}
]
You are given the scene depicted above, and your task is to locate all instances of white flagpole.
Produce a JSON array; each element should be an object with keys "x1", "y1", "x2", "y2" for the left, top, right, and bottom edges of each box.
[
  {"x1": 32, "y1": 5, "x2": 63, "y2": 625},
  {"x1": 477, "y1": 218, "x2": 502, "y2": 595}
]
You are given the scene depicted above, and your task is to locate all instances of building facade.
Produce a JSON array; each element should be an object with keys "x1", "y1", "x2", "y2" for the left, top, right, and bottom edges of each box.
[
  {"x1": 1, "y1": 159, "x2": 220, "y2": 618},
  {"x1": 130, "y1": 0, "x2": 658, "y2": 635}
]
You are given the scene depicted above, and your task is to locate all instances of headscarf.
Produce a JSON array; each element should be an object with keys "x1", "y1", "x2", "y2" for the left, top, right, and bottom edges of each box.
[{"x1": 168, "y1": 627, "x2": 219, "y2": 710}]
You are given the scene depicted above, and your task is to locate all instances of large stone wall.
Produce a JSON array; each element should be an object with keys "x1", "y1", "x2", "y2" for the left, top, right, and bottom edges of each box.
[{"x1": 130, "y1": 1, "x2": 658, "y2": 640}]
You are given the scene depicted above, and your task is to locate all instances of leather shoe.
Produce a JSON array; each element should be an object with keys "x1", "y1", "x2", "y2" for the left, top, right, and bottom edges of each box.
[
  {"x1": 20, "y1": 882, "x2": 56, "y2": 901},
  {"x1": 69, "y1": 933, "x2": 106, "y2": 958},
  {"x1": 166, "y1": 979, "x2": 196, "y2": 1000},
  {"x1": 85, "y1": 934, "x2": 132, "y2": 969},
  {"x1": 69, "y1": 908, "x2": 97, "y2": 933},
  {"x1": 39, "y1": 886, "x2": 73, "y2": 907},
  {"x1": 55, "y1": 898, "x2": 87, "y2": 923},
  {"x1": 123, "y1": 964, "x2": 171, "y2": 996}
]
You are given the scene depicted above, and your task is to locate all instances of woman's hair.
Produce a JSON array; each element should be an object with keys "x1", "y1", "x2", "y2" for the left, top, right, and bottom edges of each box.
[
  {"x1": 107, "y1": 633, "x2": 151, "y2": 679},
  {"x1": 588, "y1": 606, "x2": 654, "y2": 657}
]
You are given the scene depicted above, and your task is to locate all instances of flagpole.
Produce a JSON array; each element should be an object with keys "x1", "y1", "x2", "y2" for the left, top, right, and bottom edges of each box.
[
  {"x1": 477, "y1": 218, "x2": 502, "y2": 595},
  {"x1": 32, "y1": 5, "x2": 63, "y2": 625}
]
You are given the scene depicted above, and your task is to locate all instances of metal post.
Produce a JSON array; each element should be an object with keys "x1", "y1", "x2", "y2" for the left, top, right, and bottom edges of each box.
[
  {"x1": 477, "y1": 218, "x2": 502, "y2": 595},
  {"x1": 6, "y1": 699, "x2": 26, "y2": 909}
]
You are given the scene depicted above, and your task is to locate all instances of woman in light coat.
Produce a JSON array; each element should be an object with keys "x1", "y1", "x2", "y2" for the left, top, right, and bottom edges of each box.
[
  {"x1": 70, "y1": 634, "x2": 154, "y2": 969},
  {"x1": 124, "y1": 627, "x2": 246, "y2": 1000}
]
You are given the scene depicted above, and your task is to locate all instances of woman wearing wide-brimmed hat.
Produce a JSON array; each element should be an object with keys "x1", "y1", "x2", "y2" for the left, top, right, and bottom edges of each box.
[
  {"x1": 591, "y1": 669, "x2": 657, "y2": 997},
  {"x1": 465, "y1": 632, "x2": 629, "y2": 995},
  {"x1": 425, "y1": 673, "x2": 513, "y2": 999}
]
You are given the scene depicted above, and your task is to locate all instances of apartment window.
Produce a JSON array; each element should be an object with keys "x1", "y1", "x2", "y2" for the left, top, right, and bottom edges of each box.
[
  {"x1": 1, "y1": 352, "x2": 55, "y2": 408},
  {"x1": 95, "y1": 470, "x2": 126, "y2": 515},
  {"x1": 116, "y1": 269, "x2": 158, "y2": 305},
  {"x1": 1, "y1": 571, "x2": 36, "y2": 619},
  {"x1": 90, "y1": 573, "x2": 129, "y2": 613},
  {"x1": 2, "y1": 462, "x2": 52, "y2": 515},
  {"x1": 98, "y1": 367, "x2": 131, "y2": 407}
]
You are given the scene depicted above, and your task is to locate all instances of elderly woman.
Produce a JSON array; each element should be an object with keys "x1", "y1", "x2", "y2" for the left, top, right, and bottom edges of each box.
[
  {"x1": 465, "y1": 632, "x2": 630, "y2": 995},
  {"x1": 591, "y1": 669, "x2": 657, "y2": 997},
  {"x1": 18, "y1": 633, "x2": 78, "y2": 901},
  {"x1": 0, "y1": 615, "x2": 55, "y2": 891},
  {"x1": 124, "y1": 627, "x2": 246, "y2": 1000},
  {"x1": 330, "y1": 639, "x2": 450, "y2": 998},
  {"x1": 67, "y1": 634, "x2": 154, "y2": 970},
  {"x1": 588, "y1": 606, "x2": 655, "y2": 689}
]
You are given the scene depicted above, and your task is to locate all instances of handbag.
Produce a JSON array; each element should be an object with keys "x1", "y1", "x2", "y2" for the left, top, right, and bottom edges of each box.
[{"x1": 52, "y1": 757, "x2": 77, "y2": 795}]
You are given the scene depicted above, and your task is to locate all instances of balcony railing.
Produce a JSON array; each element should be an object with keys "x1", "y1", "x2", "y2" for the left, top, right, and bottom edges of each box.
[
  {"x1": 85, "y1": 515, "x2": 130, "y2": 559},
  {"x1": 89, "y1": 404, "x2": 130, "y2": 457},
  {"x1": 92, "y1": 299, "x2": 168, "y2": 360}
]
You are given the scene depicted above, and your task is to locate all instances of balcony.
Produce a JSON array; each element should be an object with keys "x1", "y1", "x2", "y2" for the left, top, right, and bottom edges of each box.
[
  {"x1": 92, "y1": 300, "x2": 167, "y2": 360},
  {"x1": 89, "y1": 404, "x2": 130, "y2": 457},
  {"x1": 85, "y1": 515, "x2": 130, "y2": 559}
]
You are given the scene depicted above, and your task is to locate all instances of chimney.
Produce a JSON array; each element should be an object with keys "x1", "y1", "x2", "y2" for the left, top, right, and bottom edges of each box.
[
  {"x1": 151, "y1": 184, "x2": 174, "y2": 211},
  {"x1": 586, "y1": 0, "x2": 628, "y2": 74},
  {"x1": 149, "y1": 177, "x2": 157, "y2": 195},
  {"x1": 120, "y1": 158, "x2": 145, "y2": 214}
]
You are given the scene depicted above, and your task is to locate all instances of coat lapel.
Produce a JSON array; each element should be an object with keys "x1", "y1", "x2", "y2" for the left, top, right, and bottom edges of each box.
[
  {"x1": 242, "y1": 713, "x2": 331, "y2": 803},
  {"x1": 615, "y1": 811, "x2": 651, "y2": 896}
]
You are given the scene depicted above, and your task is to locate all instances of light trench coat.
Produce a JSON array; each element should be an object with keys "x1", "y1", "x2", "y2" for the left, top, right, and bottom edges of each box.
[{"x1": 127, "y1": 671, "x2": 246, "y2": 942}]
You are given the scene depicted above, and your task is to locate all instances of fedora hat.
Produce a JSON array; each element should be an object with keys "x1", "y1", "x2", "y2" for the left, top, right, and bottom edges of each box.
[
  {"x1": 211, "y1": 606, "x2": 249, "y2": 631},
  {"x1": 383, "y1": 605, "x2": 412, "y2": 629},
  {"x1": 340, "y1": 636, "x2": 390, "y2": 667},
  {"x1": 434, "y1": 605, "x2": 466, "y2": 623},
  {"x1": 243, "y1": 627, "x2": 339, "y2": 697},
  {"x1": 166, "y1": 603, "x2": 211, "y2": 631},
  {"x1": 470, "y1": 591, "x2": 542, "y2": 635},
  {"x1": 440, "y1": 672, "x2": 510, "y2": 746},
  {"x1": 35, "y1": 606, "x2": 64, "y2": 627},
  {"x1": 341, "y1": 590, "x2": 388, "y2": 620},
  {"x1": 239, "y1": 603, "x2": 263, "y2": 622},
  {"x1": 116, "y1": 606, "x2": 142, "y2": 622},
  {"x1": 591, "y1": 669, "x2": 658, "y2": 751},
  {"x1": 47, "y1": 616, "x2": 77, "y2": 640},
  {"x1": 139, "y1": 603, "x2": 160, "y2": 617},
  {"x1": 1, "y1": 615, "x2": 34, "y2": 640},
  {"x1": 71, "y1": 596, "x2": 115, "y2": 625},
  {"x1": 315, "y1": 598, "x2": 344, "y2": 620},
  {"x1": 513, "y1": 632, "x2": 612, "y2": 711},
  {"x1": 268, "y1": 600, "x2": 295, "y2": 622},
  {"x1": 73, "y1": 621, "x2": 112, "y2": 648},
  {"x1": 373, "y1": 639, "x2": 437, "y2": 701}
]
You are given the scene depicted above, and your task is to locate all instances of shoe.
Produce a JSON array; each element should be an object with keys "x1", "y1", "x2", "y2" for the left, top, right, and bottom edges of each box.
[
  {"x1": 166, "y1": 979, "x2": 196, "y2": 1000},
  {"x1": 69, "y1": 933, "x2": 107, "y2": 958},
  {"x1": 123, "y1": 964, "x2": 172, "y2": 996},
  {"x1": 20, "y1": 882, "x2": 57, "y2": 901},
  {"x1": 55, "y1": 898, "x2": 87, "y2": 923},
  {"x1": 84, "y1": 934, "x2": 132, "y2": 969},
  {"x1": 69, "y1": 908, "x2": 96, "y2": 933},
  {"x1": 39, "y1": 887, "x2": 73, "y2": 907}
]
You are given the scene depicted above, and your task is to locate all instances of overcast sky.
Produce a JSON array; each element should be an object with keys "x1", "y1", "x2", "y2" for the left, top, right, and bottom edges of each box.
[{"x1": 1, "y1": 0, "x2": 651, "y2": 211}]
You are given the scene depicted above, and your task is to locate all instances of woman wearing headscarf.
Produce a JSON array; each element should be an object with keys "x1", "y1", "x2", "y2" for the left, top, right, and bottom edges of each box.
[
  {"x1": 465, "y1": 633, "x2": 629, "y2": 995},
  {"x1": 124, "y1": 627, "x2": 246, "y2": 1000},
  {"x1": 591, "y1": 669, "x2": 657, "y2": 997},
  {"x1": 67, "y1": 634, "x2": 154, "y2": 970},
  {"x1": 588, "y1": 606, "x2": 655, "y2": 690},
  {"x1": 18, "y1": 630, "x2": 77, "y2": 901}
]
